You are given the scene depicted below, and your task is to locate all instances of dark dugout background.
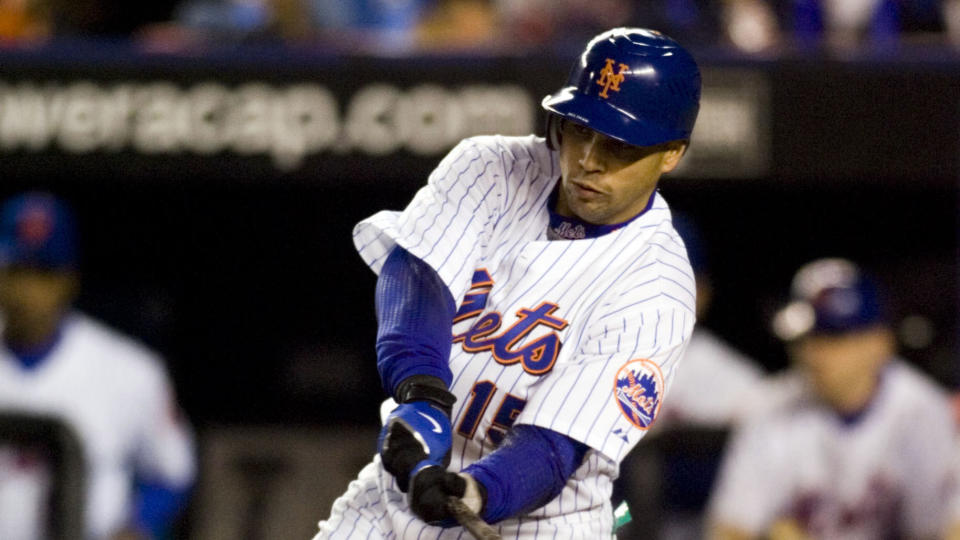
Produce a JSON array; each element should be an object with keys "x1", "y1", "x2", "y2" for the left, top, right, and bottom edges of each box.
[{"x1": 0, "y1": 46, "x2": 956, "y2": 430}]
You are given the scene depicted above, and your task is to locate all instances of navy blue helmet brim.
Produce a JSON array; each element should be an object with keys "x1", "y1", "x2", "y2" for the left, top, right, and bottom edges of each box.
[{"x1": 542, "y1": 87, "x2": 691, "y2": 148}]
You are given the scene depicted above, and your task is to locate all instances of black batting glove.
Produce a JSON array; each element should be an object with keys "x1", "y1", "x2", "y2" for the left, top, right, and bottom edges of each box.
[
  {"x1": 409, "y1": 467, "x2": 487, "y2": 526},
  {"x1": 378, "y1": 418, "x2": 431, "y2": 492},
  {"x1": 378, "y1": 375, "x2": 456, "y2": 492},
  {"x1": 410, "y1": 466, "x2": 466, "y2": 524}
]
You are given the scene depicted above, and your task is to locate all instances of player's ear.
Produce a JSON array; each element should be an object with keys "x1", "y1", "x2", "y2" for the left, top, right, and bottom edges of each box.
[
  {"x1": 546, "y1": 116, "x2": 565, "y2": 150},
  {"x1": 659, "y1": 141, "x2": 687, "y2": 173}
]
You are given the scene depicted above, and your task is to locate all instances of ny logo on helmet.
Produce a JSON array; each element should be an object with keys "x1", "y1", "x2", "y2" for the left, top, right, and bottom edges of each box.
[{"x1": 596, "y1": 58, "x2": 629, "y2": 99}]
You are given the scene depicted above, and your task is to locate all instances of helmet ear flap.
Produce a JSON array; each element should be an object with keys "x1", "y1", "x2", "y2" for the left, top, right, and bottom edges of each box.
[{"x1": 545, "y1": 115, "x2": 563, "y2": 150}]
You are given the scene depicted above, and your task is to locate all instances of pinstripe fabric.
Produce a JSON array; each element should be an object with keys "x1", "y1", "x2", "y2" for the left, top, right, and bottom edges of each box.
[{"x1": 323, "y1": 135, "x2": 695, "y2": 538}]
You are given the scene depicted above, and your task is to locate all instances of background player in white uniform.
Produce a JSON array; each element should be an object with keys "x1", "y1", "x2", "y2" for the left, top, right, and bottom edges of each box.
[
  {"x1": 657, "y1": 214, "x2": 763, "y2": 427},
  {"x1": 707, "y1": 258, "x2": 957, "y2": 540},
  {"x1": 944, "y1": 400, "x2": 960, "y2": 540},
  {"x1": 315, "y1": 28, "x2": 702, "y2": 539},
  {"x1": 0, "y1": 192, "x2": 196, "y2": 540}
]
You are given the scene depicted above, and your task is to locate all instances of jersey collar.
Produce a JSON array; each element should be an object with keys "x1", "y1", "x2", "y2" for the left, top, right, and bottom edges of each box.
[
  {"x1": 4, "y1": 321, "x2": 65, "y2": 372},
  {"x1": 546, "y1": 183, "x2": 656, "y2": 240}
]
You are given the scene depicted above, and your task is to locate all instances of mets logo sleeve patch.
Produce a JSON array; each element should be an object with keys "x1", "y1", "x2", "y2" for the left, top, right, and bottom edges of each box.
[
  {"x1": 516, "y1": 301, "x2": 692, "y2": 464},
  {"x1": 614, "y1": 359, "x2": 665, "y2": 429}
]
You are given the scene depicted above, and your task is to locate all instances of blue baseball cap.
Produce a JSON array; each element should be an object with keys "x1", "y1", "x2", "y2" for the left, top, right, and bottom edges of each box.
[
  {"x1": 0, "y1": 192, "x2": 78, "y2": 270},
  {"x1": 772, "y1": 258, "x2": 885, "y2": 340}
]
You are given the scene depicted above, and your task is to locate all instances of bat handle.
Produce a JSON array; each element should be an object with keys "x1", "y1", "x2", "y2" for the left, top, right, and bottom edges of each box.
[{"x1": 446, "y1": 496, "x2": 502, "y2": 540}]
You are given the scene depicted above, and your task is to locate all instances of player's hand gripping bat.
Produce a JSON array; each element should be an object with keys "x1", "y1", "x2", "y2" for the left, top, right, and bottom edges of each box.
[{"x1": 411, "y1": 466, "x2": 500, "y2": 539}]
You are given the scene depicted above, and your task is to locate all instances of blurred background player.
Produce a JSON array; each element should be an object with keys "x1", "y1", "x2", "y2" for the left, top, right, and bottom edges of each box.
[
  {"x1": 0, "y1": 192, "x2": 196, "y2": 540},
  {"x1": 949, "y1": 449, "x2": 960, "y2": 540},
  {"x1": 657, "y1": 213, "x2": 763, "y2": 428},
  {"x1": 706, "y1": 257, "x2": 956, "y2": 540},
  {"x1": 944, "y1": 397, "x2": 960, "y2": 540}
]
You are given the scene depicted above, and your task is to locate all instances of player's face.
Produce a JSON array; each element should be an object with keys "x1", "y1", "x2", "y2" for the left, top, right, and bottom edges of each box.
[
  {"x1": 791, "y1": 327, "x2": 894, "y2": 413},
  {"x1": 0, "y1": 267, "x2": 77, "y2": 346},
  {"x1": 556, "y1": 121, "x2": 686, "y2": 225}
]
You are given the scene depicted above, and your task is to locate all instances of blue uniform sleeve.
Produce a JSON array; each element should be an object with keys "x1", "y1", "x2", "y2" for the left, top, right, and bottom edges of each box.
[
  {"x1": 131, "y1": 478, "x2": 191, "y2": 538},
  {"x1": 376, "y1": 246, "x2": 456, "y2": 397},
  {"x1": 464, "y1": 424, "x2": 590, "y2": 523}
]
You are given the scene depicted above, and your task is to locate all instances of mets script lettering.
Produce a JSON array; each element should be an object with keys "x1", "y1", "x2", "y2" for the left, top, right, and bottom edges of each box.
[
  {"x1": 617, "y1": 371, "x2": 658, "y2": 425},
  {"x1": 596, "y1": 58, "x2": 629, "y2": 99},
  {"x1": 453, "y1": 269, "x2": 567, "y2": 375},
  {"x1": 614, "y1": 359, "x2": 664, "y2": 430}
]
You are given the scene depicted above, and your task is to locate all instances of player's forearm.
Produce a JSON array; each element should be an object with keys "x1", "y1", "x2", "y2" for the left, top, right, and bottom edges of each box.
[
  {"x1": 464, "y1": 424, "x2": 589, "y2": 523},
  {"x1": 375, "y1": 246, "x2": 456, "y2": 396}
]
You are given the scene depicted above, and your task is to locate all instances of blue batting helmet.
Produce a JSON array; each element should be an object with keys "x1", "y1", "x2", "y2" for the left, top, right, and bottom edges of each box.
[
  {"x1": 542, "y1": 28, "x2": 701, "y2": 149},
  {"x1": 0, "y1": 192, "x2": 78, "y2": 270},
  {"x1": 772, "y1": 258, "x2": 886, "y2": 341}
]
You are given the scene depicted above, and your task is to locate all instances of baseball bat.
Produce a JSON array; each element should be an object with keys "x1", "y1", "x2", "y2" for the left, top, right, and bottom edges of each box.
[{"x1": 446, "y1": 496, "x2": 502, "y2": 540}]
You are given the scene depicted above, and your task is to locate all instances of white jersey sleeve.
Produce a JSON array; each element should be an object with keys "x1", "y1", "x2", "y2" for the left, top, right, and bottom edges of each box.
[
  {"x1": 128, "y1": 354, "x2": 196, "y2": 488},
  {"x1": 353, "y1": 136, "x2": 512, "y2": 303}
]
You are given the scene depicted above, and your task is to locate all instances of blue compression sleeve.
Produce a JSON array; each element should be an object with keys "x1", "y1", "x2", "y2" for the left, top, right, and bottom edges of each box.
[
  {"x1": 464, "y1": 424, "x2": 590, "y2": 523},
  {"x1": 131, "y1": 479, "x2": 191, "y2": 537},
  {"x1": 375, "y1": 246, "x2": 456, "y2": 396}
]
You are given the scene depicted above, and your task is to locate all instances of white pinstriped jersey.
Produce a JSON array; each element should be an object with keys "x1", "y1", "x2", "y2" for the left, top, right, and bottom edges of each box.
[
  {"x1": 0, "y1": 313, "x2": 196, "y2": 540},
  {"x1": 707, "y1": 360, "x2": 957, "y2": 540},
  {"x1": 322, "y1": 134, "x2": 695, "y2": 538}
]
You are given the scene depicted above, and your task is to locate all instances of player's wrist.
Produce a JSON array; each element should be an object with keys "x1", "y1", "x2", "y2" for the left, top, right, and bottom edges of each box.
[
  {"x1": 457, "y1": 472, "x2": 487, "y2": 515},
  {"x1": 395, "y1": 375, "x2": 456, "y2": 417}
]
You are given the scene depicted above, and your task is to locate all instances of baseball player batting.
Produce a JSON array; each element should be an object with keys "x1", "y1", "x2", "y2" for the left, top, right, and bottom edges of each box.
[{"x1": 314, "y1": 27, "x2": 701, "y2": 539}]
